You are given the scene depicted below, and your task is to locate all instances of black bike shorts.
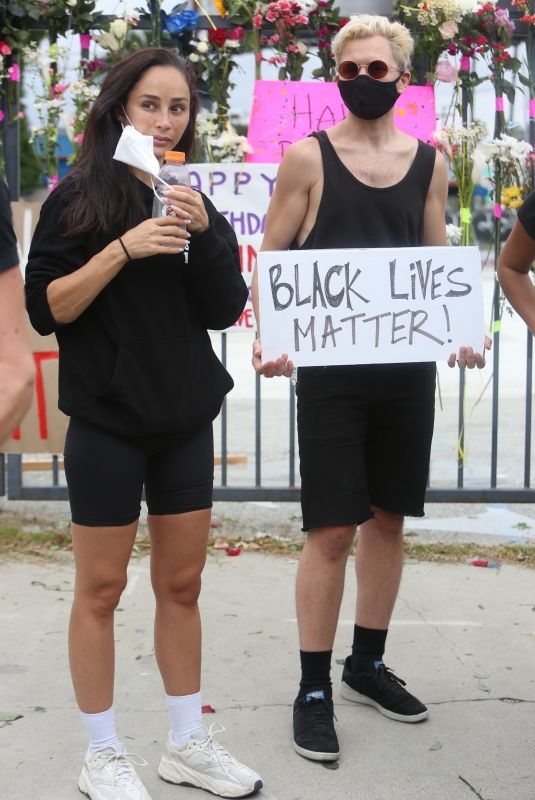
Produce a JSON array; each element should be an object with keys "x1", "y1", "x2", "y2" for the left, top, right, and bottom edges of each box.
[
  {"x1": 296, "y1": 362, "x2": 436, "y2": 531},
  {"x1": 64, "y1": 417, "x2": 214, "y2": 527}
]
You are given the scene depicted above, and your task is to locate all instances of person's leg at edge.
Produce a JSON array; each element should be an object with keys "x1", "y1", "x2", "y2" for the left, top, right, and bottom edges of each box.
[
  {"x1": 149, "y1": 510, "x2": 209, "y2": 745},
  {"x1": 70, "y1": 522, "x2": 155, "y2": 800},
  {"x1": 151, "y1": 511, "x2": 263, "y2": 797},
  {"x1": 292, "y1": 524, "x2": 355, "y2": 762},
  {"x1": 340, "y1": 507, "x2": 428, "y2": 722}
]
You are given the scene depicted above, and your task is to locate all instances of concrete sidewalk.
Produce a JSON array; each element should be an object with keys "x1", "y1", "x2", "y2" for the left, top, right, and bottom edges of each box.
[{"x1": 1, "y1": 548, "x2": 535, "y2": 800}]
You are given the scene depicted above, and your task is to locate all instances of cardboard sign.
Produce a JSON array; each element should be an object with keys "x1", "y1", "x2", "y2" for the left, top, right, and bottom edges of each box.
[
  {"x1": 258, "y1": 246, "x2": 485, "y2": 366},
  {"x1": 246, "y1": 81, "x2": 436, "y2": 162}
]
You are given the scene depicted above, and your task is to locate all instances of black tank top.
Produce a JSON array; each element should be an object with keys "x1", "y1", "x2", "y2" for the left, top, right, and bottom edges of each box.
[{"x1": 296, "y1": 129, "x2": 436, "y2": 251}]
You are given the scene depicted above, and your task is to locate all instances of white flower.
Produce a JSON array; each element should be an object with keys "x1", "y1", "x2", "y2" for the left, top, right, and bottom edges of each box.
[
  {"x1": 224, "y1": 39, "x2": 240, "y2": 48},
  {"x1": 446, "y1": 224, "x2": 462, "y2": 246},
  {"x1": 95, "y1": 31, "x2": 121, "y2": 52},
  {"x1": 189, "y1": 53, "x2": 200, "y2": 62},
  {"x1": 196, "y1": 40, "x2": 209, "y2": 53},
  {"x1": 66, "y1": 0, "x2": 76, "y2": 6},
  {"x1": 109, "y1": 18, "x2": 128, "y2": 40}
]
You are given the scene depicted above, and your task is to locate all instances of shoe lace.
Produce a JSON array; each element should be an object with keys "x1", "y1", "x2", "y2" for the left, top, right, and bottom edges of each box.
[
  {"x1": 303, "y1": 697, "x2": 337, "y2": 730},
  {"x1": 375, "y1": 664, "x2": 407, "y2": 694},
  {"x1": 92, "y1": 749, "x2": 148, "y2": 787},
  {"x1": 196, "y1": 722, "x2": 240, "y2": 774}
]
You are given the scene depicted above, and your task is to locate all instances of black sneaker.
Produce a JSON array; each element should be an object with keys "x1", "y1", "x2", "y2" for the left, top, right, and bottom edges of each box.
[
  {"x1": 340, "y1": 656, "x2": 429, "y2": 722},
  {"x1": 293, "y1": 690, "x2": 340, "y2": 761}
]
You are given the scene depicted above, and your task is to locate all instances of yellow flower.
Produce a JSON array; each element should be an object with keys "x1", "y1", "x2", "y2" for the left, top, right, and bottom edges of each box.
[{"x1": 214, "y1": 0, "x2": 227, "y2": 17}]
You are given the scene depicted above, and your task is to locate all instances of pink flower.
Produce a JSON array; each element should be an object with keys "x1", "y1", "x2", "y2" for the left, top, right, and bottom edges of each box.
[
  {"x1": 435, "y1": 60, "x2": 458, "y2": 83},
  {"x1": 8, "y1": 63, "x2": 20, "y2": 82},
  {"x1": 0, "y1": 109, "x2": 4, "y2": 123},
  {"x1": 52, "y1": 82, "x2": 67, "y2": 95},
  {"x1": 17, "y1": 111, "x2": 25, "y2": 119},
  {"x1": 74, "y1": 133, "x2": 84, "y2": 145},
  {"x1": 253, "y1": 13, "x2": 263, "y2": 27},
  {"x1": 255, "y1": 51, "x2": 263, "y2": 63},
  {"x1": 0, "y1": 41, "x2": 12, "y2": 56}
]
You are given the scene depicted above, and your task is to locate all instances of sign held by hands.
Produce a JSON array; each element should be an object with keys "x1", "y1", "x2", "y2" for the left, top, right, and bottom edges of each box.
[{"x1": 257, "y1": 246, "x2": 485, "y2": 366}]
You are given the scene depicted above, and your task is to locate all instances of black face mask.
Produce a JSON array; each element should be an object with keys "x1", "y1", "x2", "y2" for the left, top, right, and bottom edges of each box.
[{"x1": 338, "y1": 74, "x2": 400, "y2": 120}]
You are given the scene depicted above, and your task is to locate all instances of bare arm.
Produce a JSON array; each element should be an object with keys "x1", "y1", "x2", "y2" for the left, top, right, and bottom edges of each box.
[
  {"x1": 498, "y1": 217, "x2": 535, "y2": 334},
  {"x1": 252, "y1": 139, "x2": 319, "y2": 377},
  {"x1": 47, "y1": 216, "x2": 190, "y2": 325},
  {"x1": 0, "y1": 267, "x2": 35, "y2": 444}
]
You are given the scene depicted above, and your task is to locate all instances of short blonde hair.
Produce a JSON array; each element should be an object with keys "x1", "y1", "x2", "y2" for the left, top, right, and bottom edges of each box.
[{"x1": 332, "y1": 15, "x2": 414, "y2": 71}]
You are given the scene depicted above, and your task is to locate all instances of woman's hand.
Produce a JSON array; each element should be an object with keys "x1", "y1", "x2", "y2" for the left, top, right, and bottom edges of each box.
[
  {"x1": 161, "y1": 186, "x2": 210, "y2": 234},
  {"x1": 120, "y1": 216, "x2": 190, "y2": 259},
  {"x1": 252, "y1": 339, "x2": 294, "y2": 378}
]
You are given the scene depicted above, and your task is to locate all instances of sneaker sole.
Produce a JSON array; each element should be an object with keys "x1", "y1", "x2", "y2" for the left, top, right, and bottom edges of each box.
[
  {"x1": 158, "y1": 761, "x2": 262, "y2": 798},
  {"x1": 340, "y1": 681, "x2": 429, "y2": 723},
  {"x1": 293, "y1": 741, "x2": 340, "y2": 762}
]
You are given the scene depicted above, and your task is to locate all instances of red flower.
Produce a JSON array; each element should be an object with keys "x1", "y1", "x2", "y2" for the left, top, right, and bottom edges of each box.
[{"x1": 208, "y1": 28, "x2": 227, "y2": 47}]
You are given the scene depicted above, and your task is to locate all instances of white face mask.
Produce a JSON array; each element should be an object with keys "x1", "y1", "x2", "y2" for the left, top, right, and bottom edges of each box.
[{"x1": 112, "y1": 106, "x2": 171, "y2": 193}]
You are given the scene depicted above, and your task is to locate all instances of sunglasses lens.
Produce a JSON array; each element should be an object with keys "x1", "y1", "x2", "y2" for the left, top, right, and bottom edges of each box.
[
  {"x1": 338, "y1": 61, "x2": 359, "y2": 80},
  {"x1": 368, "y1": 60, "x2": 389, "y2": 79}
]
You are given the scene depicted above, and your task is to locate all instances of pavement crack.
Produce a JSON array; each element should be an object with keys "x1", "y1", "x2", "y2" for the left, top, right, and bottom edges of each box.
[{"x1": 399, "y1": 594, "x2": 472, "y2": 671}]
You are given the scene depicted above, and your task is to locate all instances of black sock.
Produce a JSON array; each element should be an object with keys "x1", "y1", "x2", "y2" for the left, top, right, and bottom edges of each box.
[
  {"x1": 351, "y1": 624, "x2": 387, "y2": 673},
  {"x1": 298, "y1": 650, "x2": 332, "y2": 698}
]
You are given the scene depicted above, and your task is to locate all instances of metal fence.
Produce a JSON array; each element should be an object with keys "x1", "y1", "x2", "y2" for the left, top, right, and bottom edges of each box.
[{"x1": 3, "y1": 313, "x2": 535, "y2": 504}]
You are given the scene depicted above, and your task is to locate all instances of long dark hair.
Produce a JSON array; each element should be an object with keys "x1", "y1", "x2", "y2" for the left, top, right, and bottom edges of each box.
[{"x1": 64, "y1": 48, "x2": 198, "y2": 235}]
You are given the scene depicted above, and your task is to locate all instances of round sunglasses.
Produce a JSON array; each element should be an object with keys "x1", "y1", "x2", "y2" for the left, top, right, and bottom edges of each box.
[{"x1": 337, "y1": 59, "x2": 403, "y2": 81}]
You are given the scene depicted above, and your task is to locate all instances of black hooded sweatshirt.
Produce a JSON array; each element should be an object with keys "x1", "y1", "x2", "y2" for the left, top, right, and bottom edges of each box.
[{"x1": 25, "y1": 178, "x2": 248, "y2": 438}]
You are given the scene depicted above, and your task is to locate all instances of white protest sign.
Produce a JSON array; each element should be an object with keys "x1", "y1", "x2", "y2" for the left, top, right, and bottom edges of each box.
[
  {"x1": 189, "y1": 163, "x2": 278, "y2": 332},
  {"x1": 258, "y1": 246, "x2": 485, "y2": 365}
]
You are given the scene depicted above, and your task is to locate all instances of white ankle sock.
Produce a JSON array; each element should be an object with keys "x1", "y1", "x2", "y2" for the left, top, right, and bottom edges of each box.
[
  {"x1": 166, "y1": 691, "x2": 203, "y2": 748},
  {"x1": 80, "y1": 706, "x2": 122, "y2": 753}
]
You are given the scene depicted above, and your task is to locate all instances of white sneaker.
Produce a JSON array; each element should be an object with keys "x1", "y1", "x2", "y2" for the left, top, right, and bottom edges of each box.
[
  {"x1": 79, "y1": 746, "x2": 152, "y2": 800},
  {"x1": 158, "y1": 723, "x2": 263, "y2": 798}
]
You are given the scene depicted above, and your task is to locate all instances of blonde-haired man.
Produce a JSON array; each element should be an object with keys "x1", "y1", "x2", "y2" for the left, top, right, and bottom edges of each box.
[{"x1": 252, "y1": 14, "x2": 488, "y2": 762}]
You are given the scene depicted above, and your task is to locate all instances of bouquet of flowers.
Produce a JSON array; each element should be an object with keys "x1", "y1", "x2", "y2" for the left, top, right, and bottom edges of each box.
[
  {"x1": 308, "y1": 0, "x2": 347, "y2": 81},
  {"x1": 194, "y1": 110, "x2": 253, "y2": 163},
  {"x1": 432, "y1": 121, "x2": 487, "y2": 244},
  {"x1": 254, "y1": 1, "x2": 310, "y2": 81},
  {"x1": 65, "y1": 60, "x2": 106, "y2": 160},
  {"x1": 23, "y1": 41, "x2": 69, "y2": 191},
  {"x1": 476, "y1": 134, "x2": 533, "y2": 211},
  {"x1": 400, "y1": 0, "x2": 485, "y2": 78},
  {"x1": 189, "y1": 26, "x2": 244, "y2": 132}
]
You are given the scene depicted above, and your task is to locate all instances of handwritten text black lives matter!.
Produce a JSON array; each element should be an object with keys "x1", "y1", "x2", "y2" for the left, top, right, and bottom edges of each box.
[{"x1": 267, "y1": 257, "x2": 472, "y2": 352}]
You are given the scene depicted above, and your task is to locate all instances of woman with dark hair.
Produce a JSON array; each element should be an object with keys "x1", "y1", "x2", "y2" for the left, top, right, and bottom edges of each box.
[{"x1": 25, "y1": 48, "x2": 261, "y2": 800}]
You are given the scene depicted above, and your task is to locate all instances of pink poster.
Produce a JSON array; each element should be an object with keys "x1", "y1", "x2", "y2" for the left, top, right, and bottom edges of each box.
[{"x1": 246, "y1": 80, "x2": 436, "y2": 163}]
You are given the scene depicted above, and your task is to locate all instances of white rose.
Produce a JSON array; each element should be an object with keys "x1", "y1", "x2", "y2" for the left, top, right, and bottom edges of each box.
[
  {"x1": 189, "y1": 53, "x2": 200, "y2": 62},
  {"x1": 196, "y1": 41, "x2": 209, "y2": 54},
  {"x1": 438, "y1": 20, "x2": 458, "y2": 39},
  {"x1": 66, "y1": 0, "x2": 77, "y2": 6},
  {"x1": 109, "y1": 18, "x2": 128, "y2": 39},
  {"x1": 96, "y1": 31, "x2": 121, "y2": 52},
  {"x1": 224, "y1": 39, "x2": 240, "y2": 48}
]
